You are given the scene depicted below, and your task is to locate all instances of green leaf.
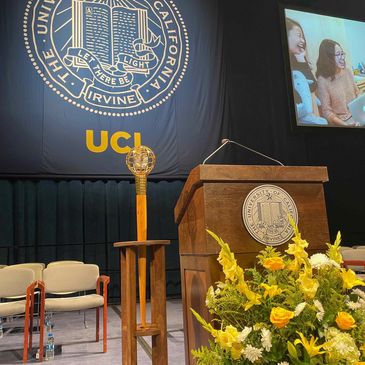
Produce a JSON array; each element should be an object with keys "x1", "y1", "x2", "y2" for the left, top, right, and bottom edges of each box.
[{"x1": 288, "y1": 341, "x2": 298, "y2": 359}]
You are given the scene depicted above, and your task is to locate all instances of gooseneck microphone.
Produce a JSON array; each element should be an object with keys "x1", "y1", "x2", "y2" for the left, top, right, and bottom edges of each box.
[
  {"x1": 202, "y1": 138, "x2": 285, "y2": 166},
  {"x1": 202, "y1": 139, "x2": 230, "y2": 165}
]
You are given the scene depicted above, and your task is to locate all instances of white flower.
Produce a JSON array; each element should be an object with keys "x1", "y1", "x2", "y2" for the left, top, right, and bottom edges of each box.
[
  {"x1": 217, "y1": 282, "x2": 225, "y2": 288},
  {"x1": 336, "y1": 341, "x2": 351, "y2": 356},
  {"x1": 329, "y1": 259, "x2": 341, "y2": 268},
  {"x1": 313, "y1": 299, "x2": 324, "y2": 321},
  {"x1": 313, "y1": 300, "x2": 324, "y2": 312},
  {"x1": 345, "y1": 291, "x2": 365, "y2": 309},
  {"x1": 309, "y1": 253, "x2": 331, "y2": 269},
  {"x1": 237, "y1": 326, "x2": 252, "y2": 342},
  {"x1": 324, "y1": 327, "x2": 360, "y2": 363},
  {"x1": 294, "y1": 302, "x2": 306, "y2": 317},
  {"x1": 260, "y1": 328, "x2": 272, "y2": 352},
  {"x1": 352, "y1": 288, "x2": 365, "y2": 300},
  {"x1": 243, "y1": 345, "x2": 263, "y2": 363},
  {"x1": 278, "y1": 362, "x2": 289, "y2": 365},
  {"x1": 346, "y1": 301, "x2": 362, "y2": 310}
]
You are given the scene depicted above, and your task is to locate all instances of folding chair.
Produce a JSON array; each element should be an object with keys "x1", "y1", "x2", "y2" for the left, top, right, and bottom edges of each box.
[
  {"x1": 0, "y1": 268, "x2": 44, "y2": 363},
  {"x1": 40, "y1": 264, "x2": 109, "y2": 352}
]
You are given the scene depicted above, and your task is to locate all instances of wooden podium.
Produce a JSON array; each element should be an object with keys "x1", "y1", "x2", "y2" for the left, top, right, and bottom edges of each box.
[{"x1": 174, "y1": 165, "x2": 330, "y2": 365}]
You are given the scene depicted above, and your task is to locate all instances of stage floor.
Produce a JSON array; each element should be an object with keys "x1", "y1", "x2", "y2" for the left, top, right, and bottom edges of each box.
[{"x1": 0, "y1": 300, "x2": 185, "y2": 364}]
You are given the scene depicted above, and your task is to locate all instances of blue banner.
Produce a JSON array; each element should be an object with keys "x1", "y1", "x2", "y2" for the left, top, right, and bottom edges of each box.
[{"x1": 0, "y1": 0, "x2": 225, "y2": 177}]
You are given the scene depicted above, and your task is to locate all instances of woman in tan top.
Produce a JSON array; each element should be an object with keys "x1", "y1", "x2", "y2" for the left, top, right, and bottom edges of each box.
[{"x1": 316, "y1": 39, "x2": 360, "y2": 126}]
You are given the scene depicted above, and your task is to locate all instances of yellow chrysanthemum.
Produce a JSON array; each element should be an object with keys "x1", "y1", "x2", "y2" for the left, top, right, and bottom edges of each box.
[{"x1": 294, "y1": 332, "x2": 326, "y2": 357}]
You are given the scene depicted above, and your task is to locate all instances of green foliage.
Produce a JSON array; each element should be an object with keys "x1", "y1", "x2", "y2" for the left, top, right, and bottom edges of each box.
[{"x1": 192, "y1": 342, "x2": 224, "y2": 365}]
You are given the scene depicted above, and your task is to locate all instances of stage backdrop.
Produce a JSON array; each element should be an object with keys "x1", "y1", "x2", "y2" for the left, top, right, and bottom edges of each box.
[{"x1": 0, "y1": 0, "x2": 226, "y2": 178}]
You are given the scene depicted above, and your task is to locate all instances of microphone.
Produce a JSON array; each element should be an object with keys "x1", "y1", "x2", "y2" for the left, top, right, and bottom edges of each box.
[{"x1": 202, "y1": 138, "x2": 285, "y2": 166}]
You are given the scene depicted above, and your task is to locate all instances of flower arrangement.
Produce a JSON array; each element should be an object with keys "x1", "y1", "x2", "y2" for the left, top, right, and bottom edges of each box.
[{"x1": 192, "y1": 218, "x2": 365, "y2": 364}]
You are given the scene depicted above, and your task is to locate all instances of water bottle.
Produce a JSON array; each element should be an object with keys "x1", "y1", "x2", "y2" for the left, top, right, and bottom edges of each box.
[
  {"x1": 45, "y1": 332, "x2": 55, "y2": 360},
  {"x1": 45, "y1": 314, "x2": 55, "y2": 360},
  {"x1": 0, "y1": 317, "x2": 3, "y2": 339},
  {"x1": 45, "y1": 314, "x2": 52, "y2": 333}
]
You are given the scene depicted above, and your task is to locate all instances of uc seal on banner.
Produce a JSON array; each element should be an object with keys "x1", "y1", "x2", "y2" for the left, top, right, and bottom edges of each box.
[
  {"x1": 24, "y1": 0, "x2": 189, "y2": 116},
  {"x1": 242, "y1": 185, "x2": 298, "y2": 246}
]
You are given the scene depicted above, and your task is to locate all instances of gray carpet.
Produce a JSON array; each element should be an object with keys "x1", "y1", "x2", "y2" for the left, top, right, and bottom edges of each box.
[{"x1": 0, "y1": 300, "x2": 185, "y2": 364}]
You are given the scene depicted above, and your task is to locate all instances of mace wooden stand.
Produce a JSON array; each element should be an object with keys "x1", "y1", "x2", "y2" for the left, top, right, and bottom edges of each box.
[
  {"x1": 174, "y1": 164, "x2": 330, "y2": 365},
  {"x1": 114, "y1": 240, "x2": 170, "y2": 365}
]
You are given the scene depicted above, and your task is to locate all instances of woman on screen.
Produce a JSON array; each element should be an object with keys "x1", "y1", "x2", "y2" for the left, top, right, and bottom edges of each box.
[
  {"x1": 286, "y1": 18, "x2": 327, "y2": 125},
  {"x1": 316, "y1": 39, "x2": 360, "y2": 126}
]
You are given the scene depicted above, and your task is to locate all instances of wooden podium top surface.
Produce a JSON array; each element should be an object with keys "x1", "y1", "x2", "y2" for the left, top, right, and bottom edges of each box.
[{"x1": 174, "y1": 164, "x2": 328, "y2": 224}]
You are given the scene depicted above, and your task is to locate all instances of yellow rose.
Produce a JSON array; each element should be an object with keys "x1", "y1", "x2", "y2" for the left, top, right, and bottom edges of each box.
[
  {"x1": 270, "y1": 307, "x2": 294, "y2": 329},
  {"x1": 263, "y1": 257, "x2": 285, "y2": 271},
  {"x1": 336, "y1": 312, "x2": 356, "y2": 330}
]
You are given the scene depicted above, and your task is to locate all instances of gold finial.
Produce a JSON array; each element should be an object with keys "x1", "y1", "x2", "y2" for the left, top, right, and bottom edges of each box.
[{"x1": 126, "y1": 146, "x2": 156, "y2": 194}]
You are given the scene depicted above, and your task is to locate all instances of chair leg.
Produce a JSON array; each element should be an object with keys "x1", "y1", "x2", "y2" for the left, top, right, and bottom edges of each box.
[
  {"x1": 84, "y1": 310, "x2": 88, "y2": 329},
  {"x1": 83, "y1": 290, "x2": 88, "y2": 329},
  {"x1": 39, "y1": 286, "x2": 45, "y2": 362},
  {"x1": 96, "y1": 307, "x2": 99, "y2": 342},
  {"x1": 29, "y1": 291, "x2": 34, "y2": 350},
  {"x1": 37, "y1": 298, "x2": 40, "y2": 332},
  {"x1": 103, "y1": 303, "x2": 107, "y2": 353},
  {"x1": 23, "y1": 303, "x2": 30, "y2": 363}
]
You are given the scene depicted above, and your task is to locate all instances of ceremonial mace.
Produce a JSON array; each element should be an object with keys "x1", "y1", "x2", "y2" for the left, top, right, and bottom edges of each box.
[{"x1": 126, "y1": 145, "x2": 156, "y2": 327}]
